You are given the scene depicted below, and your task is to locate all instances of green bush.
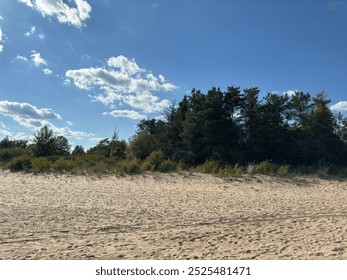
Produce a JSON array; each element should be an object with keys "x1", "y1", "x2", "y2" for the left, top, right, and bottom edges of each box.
[
  {"x1": 277, "y1": 164, "x2": 291, "y2": 177},
  {"x1": 31, "y1": 157, "x2": 52, "y2": 172},
  {"x1": 196, "y1": 160, "x2": 221, "y2": 174},
  {"x1": 142, "y1": 150, "x2": 165, "y2": 171},
  {"x1": 7, "y1": 157, "x2": 32, "y2": 172},
  {"x1": 218, "y1": 164, "x2": 243, "y2": 177},
  {"x1": 177, "y1": 159, "x2": 188, "y2": 171},
  {"x1": 158, "y1": 159, "x2": 176, "y2": 172},
  {"x1": 51, "y1": 157, "x2": 75, "y2": 171},
  {"x1": 0, "y1": 148, "x2": 32, "y2": 163},
  {"x1": 256, "y1": 160, "x2": 275, "y2": 175},
  {"x1": 115, "y1": 160, "x2": 142, "y2": 175}
]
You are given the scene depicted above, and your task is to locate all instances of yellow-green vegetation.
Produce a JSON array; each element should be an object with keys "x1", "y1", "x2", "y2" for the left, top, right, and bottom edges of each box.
[
  {"x1": 2, "y1": 86, "x2": 347, "y2": 178},
  {"x1": 277, "y1": 164, "x2": 291, "y2": 177},
  {"x1": 31, "y1": 157, "x2": 52, "y2": 172},
  {"x1": 255, "y1": 160, "x2": 275, "y2": 175}
]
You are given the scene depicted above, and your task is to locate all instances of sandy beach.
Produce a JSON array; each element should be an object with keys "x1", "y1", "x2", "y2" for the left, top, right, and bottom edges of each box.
[{"x1": 0, "y1": 170, "x2": 346, "y2": 260}]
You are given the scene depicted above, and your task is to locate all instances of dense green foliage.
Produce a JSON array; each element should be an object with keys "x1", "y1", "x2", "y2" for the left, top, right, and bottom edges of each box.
[
  {"x1": 1, "y1": 86, "x2": 347, "y2": 177},
  {"x1": 137, "y1": 88, "x2": 347, "y2": 166}
]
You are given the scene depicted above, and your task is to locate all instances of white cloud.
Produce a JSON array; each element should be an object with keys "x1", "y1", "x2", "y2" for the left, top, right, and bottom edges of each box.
[
  {"x1": 0, "y1": 16, "x2": 4, "y2": 21},
  {"x1": 63, "y1": 78, "x2": 71, "y2": 85},
  {"x1": 25, "y1": 25, "x2": 36, "y2": 37},
  {"x1": 16, "y1": 52, "x2": 52, "y2": 75},
  {"x1": 330, "y1": 101, "x2": 347, "y2": 111},
  {"x1": 38, "y1": 33, "x2": 45, "y2": 40},
  {"x1": 19, "y1": 0, "x2": 92, "y2": 28},
  {"x1": 16, "y1": 55, "x2": 29, "y2": 62},
  {"x1": 0, "y1": 28, "x2": 4, "y2": 53},
  {"x1": 19, "y1": 51, "x2": 53, "y2": 75},
  {"x1": 103, "y1": 110, "x2": 147, "y2": 120},
  {"x1": 12, "y1": 132, "x2": 32, "y2": 141},
  {"x1": 0, "y1": 100, "x2": 62, "y2": 122},
  {"x1": 31, "y1": 51, "x2": 47, "y2": 66},
  {"x1": 0, "y1": 121, "x2": 11, "y2": 136},
  {"x1": 43, "y1": 68, "x2": 53, "y2": 75},
  {"x1": 66, "y1": 55, "x2": 177, "y2": 113},
  {"x1": 0, "y1": 129, "x2": 11, "y2": 136},
  {"x1": 19, "y1": 0, "x2": 34, "y2": 8},
  {"x1": 48, "y1": 124, "x2": 86, "y2": 138},
  {"x1": 24, "y1": 26, "x2": 45, "y2": 40},
  {"x1": 0, "y1": 100, "x2": 86, "y2": 138},
  {"x1": 107, "y1": 55, "x2": 143, "y2": 75},
  {"x1": 88, "y1": 136, "x2": 104, "y2": 143},
  {"x1": 283, "y1": 90, "x2": 298, "y2": 96}
]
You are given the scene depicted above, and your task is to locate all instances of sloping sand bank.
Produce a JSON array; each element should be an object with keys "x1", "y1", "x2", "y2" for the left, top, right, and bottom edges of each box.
[{"x1": 0, "y1": 170, "x2": 346, "y2": 260}]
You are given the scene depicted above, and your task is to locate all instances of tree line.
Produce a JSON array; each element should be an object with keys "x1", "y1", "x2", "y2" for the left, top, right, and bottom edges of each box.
[
  {"x1": 1, "y1": 86, "x2": 347, "y2": 174},
  {"x1": 131, "y1": 87, "x2": 347, "y2": 166}
]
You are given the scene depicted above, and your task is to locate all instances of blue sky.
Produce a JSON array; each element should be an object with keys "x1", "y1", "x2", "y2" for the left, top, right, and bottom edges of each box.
[{"x1": 0, "y1": 0, "x2": 347, "y2": 149}]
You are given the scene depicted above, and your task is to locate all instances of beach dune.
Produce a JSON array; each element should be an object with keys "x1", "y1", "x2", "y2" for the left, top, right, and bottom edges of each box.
[{"x1": 0, "y1": 170, "x2": 346, "y2": 260}]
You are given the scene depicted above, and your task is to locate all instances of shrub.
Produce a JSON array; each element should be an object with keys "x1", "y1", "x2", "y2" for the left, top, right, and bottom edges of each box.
[
  {"x1": 256, "y1": 160, "x2": 275, "y2": 175},
  {"x1": 0, "y1": 148, "x2": 31, "y2": 163},
  {"x1": 7, "y1": 157, "x2": 32, "y2": 172},
  {"x1": 142, "y1": 150, "x2": 165, "y2": 171},
  {"x1": 31, "y1": 157, "x2": 52, "y2": 172},
  {"x1": 158, "y1": 159, "x2": 177, "y2": 172},
  {"x1": 277, "y1": 164, "x2": 291, "y2": 177},
  {"x1": 196, "y1": 160, "x2": 221, "y2": 174},
  {"x1": 129, "y1": 133, "x2": 158, "y2": 160},
  {"x1": 177, "y1": 159, "x2": 188, "y2": 171},
  {"x1": 52, "y1": 157, "x2": 75, "y2": 172},
  {"x1": 218, "y1": 164, "x2": 243, "y2": 177},
  {"x1": 115, "y1": 160, "x2": 142, "y2": 175}
]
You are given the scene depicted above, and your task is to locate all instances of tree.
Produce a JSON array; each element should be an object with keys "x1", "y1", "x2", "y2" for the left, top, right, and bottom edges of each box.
[
  {"x1": 55, "y1": 136, "x2": 71, "y2": 155},
  {"x1": 33, "y1": 125, "x2": 71, "y2": 157},
  {"x1": 239, "y1": 87, "x2": 262, "y2": 161},
  {"x1": 309, "y1": 92, "x2": 341, "y2": 164},
  {"x1": 128, "y1": 133, "x2": 158, "y2": 160},
  {"x1": 72, "y1": 145, "x2": 85, "y2": 156},
  {"x1": 33, "y1": 125, "x2": 57, "y2": 157},
  {"x1": 87, "y1": 137, "x2": 127, "y2": 159},
  {"x1": 256, "y1": 93, "x2": 290, "y2": 162},
  {"x1": 0, "y1": 136, "x2": 28, "y2": 149}
]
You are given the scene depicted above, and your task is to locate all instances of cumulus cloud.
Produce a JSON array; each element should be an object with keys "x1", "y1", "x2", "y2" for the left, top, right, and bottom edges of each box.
[
  {"x1": 103, "y1": 110, "x2": 147, "y2": 120},
  {"x1": 43, "y1": 68, "x2": 53, "y2": 75},
  {"x1": 0, "y1": 100, "x2": 61, "y2": 122},
  {"x1": 0, "y1": 28, "x2": 4, "y2": 53},
  {"x1": 31, "y1": 51, "x2": 47, "y2": 66},
  {"x1": 66, "y1": 55, "x2": 177, "y2": 115},
  {"x1": 16, "y1": 51, "x2": 53, "y2": 75},
  {"x1": 0, "y1": 100, "x2": 85, "y2": 138},
  {"x1": 19, "y1": 0, "x2": 92, "y2": 28},
  {"x1": 330, "y1": 101, "x2": 347, "y2": 111}
]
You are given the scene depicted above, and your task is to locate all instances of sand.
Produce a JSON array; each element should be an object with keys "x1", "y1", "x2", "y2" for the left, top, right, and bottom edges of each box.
[{"x1": 0, "y1": 170, "x2": 346, "y2": 260}]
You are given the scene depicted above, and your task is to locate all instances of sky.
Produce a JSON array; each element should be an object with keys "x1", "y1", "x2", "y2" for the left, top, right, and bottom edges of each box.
[{"x1": 0, "y1": 0, "x2": 347, "y2": 149}]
